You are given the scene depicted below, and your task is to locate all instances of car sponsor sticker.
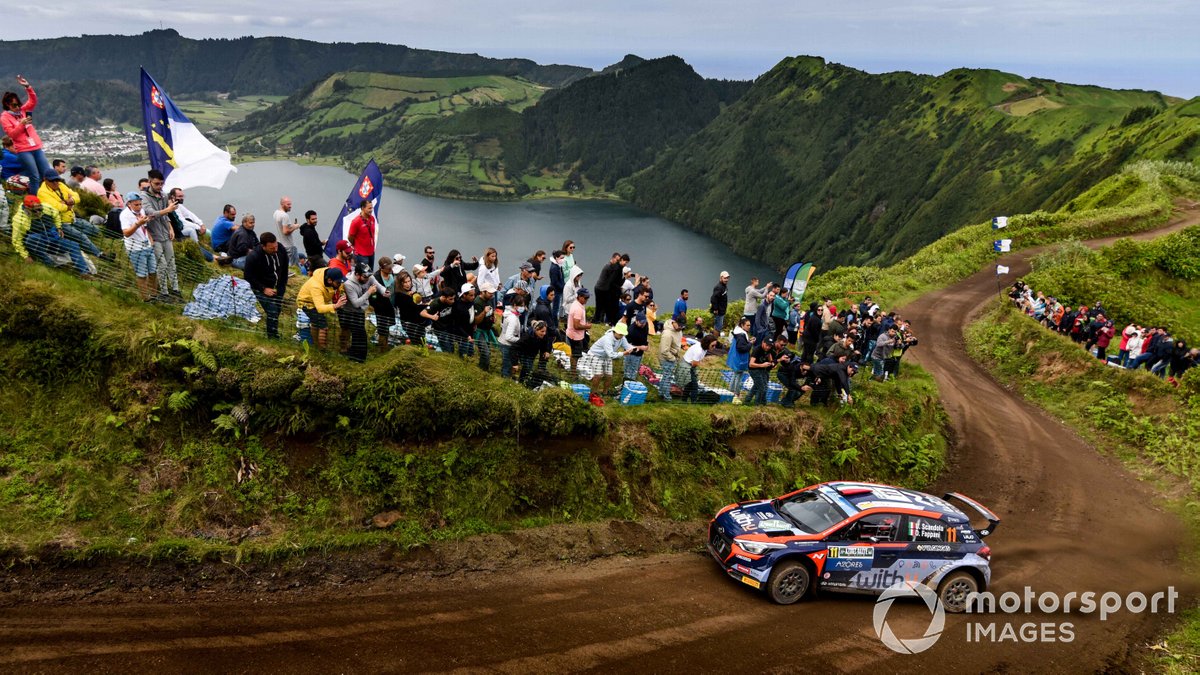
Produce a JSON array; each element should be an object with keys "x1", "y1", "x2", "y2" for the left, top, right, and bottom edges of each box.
[
  {"x1": 741, "y1": 575, "x2": 761, "y2": 589},
  {"x1": 730, "y1": 510, "x2": 756, "y2": 531},
  {"x1": 915, "y1": 544, "x2": 952, "y2": 552},
  {"x1": 829, "y1": 546, "x2": 874, "y2": 559}
]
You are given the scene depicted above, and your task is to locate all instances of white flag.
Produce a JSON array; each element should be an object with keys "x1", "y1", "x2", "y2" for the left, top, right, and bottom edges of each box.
[
  {"x1": 993, "y1": 216, "x2": 1008, "y2": 229},
  {"x1": 996, "y1": 265, "x2": 1010, "y2": 275},
  {"x1": 994, "y1": 239, "x2": 1012, "y2": 253}
]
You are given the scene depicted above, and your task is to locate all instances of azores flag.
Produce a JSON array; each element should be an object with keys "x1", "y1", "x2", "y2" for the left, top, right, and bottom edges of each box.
[
  {"x1": 325, "y1": 160, "x2": 384, "y2": 260},
  {"x1": 993, "y1": 239, "x2": 1012, "y2": 253},
  {"x1": 992, "y1": 216, "x2": 1008, "y2": 229},
  {"x1": 140, "y1": 68, "x2": 237, "y2": 191}
]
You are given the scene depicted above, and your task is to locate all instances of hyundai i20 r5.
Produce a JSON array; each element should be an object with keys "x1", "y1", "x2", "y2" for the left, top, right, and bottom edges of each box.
[{"x1": 707, "y1": 481, "x2": 999, "y2": 611}]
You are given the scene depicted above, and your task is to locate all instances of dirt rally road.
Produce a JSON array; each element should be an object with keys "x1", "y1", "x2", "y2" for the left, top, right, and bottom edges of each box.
[{"x1": 3, "y1": 206, "x2": 1200, "y2": 673}]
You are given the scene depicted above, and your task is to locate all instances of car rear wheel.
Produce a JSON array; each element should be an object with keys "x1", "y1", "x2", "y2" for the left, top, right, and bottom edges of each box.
[
  {"x1": 766, "y1": 560, "x2": 811, "y2": 605},
  {"x1": 938, "y1": 571, "x2": 979, "y2": 613}
]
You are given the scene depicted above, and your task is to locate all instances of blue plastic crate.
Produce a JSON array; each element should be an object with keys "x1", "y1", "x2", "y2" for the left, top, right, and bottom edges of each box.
[
  {"x1": 570, "y1": 384, "x2": 591, "y2": 401},
  {"x1": 619, "y1": 381, "x2": 648, "y2": 405},
  {"x1": 767, "y1": 382, "x2": 784, "y2": 403}
]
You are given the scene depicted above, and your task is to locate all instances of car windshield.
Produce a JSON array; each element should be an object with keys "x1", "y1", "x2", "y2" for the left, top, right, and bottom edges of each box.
[{"x1": 773, "y1": 491, "x2": 847, "y2": 534}]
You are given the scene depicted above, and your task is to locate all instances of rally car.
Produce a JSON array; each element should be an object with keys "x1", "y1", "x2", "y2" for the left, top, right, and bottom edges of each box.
[{"x1": 707, "y1": 481, "x2": 999, "y2": 612}]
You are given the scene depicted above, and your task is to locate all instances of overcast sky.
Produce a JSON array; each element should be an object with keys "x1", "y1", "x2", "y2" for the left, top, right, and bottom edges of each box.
[{"x1": 9, "y1": 0, "x2": 1199, "y2": 97}]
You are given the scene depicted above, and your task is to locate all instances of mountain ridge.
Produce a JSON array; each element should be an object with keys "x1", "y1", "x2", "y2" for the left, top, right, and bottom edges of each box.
[{"x1": 0, "y1": 29, "x2": 592, "y2": 94}]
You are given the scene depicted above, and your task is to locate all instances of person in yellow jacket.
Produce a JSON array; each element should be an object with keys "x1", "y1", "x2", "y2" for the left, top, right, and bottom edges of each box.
[
  {"x1": 10, "y1": 194, "x2": 91, "y2": 276},
  {"x1": 297, "y1": 266, "x2": 348, "y2": 350},
  {"x1": 36, "y1": 169, "x2": 105, "y2": 259}
]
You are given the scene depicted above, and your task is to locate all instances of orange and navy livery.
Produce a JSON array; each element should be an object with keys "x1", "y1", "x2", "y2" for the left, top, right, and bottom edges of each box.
[{"x1": 706, "y1": 481, "x2": 998, "y2": 607}]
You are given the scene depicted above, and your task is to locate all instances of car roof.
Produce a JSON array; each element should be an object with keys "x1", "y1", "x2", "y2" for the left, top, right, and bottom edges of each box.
[{"x1": 817, "y1": 481, "x2": 968, "y2": 520}]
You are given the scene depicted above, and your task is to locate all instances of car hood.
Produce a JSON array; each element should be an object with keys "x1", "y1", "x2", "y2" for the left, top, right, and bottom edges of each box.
[{"x1": 716, "y1": 500, "x2": 801, "y2": 537}]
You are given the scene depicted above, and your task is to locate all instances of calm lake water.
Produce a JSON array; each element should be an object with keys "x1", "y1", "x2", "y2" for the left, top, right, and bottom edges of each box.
[{"x1": 108, "y1": 161, "x2": 776, "y2": 298}]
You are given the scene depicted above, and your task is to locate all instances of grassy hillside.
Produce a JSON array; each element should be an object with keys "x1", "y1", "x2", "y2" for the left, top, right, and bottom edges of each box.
[
  {"x1": 627, "y1": 56, "x2": 1200, "y2": 270},
  {"x1": 231, "y1": 57, "x2": 750, "y2": 199},
  {"x1": 0, "y1": 261, "x2": 947, "y2": 564},
  {"x1": 795, "y1": 160, "x2": 1200, "y2": 314}
]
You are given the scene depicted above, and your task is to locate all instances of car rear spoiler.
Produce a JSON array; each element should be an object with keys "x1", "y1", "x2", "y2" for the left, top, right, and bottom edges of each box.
[{"x1": 944, "y1": 492, "x2": 1000, "y2": 538}]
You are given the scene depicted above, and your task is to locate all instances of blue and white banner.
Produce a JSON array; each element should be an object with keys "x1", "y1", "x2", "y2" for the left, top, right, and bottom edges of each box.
[
  {"x1": 992, "y1": 216, "x2": 1008, "y2": 229},
  {"x1": 140, "y1": 68, "x2": 236, "y2": 191},
  {"x1": 993, "y1": 239, "x2": 1012, "y2": 253},
  {"x1": 325, "y1": 159, "x2": 383, "y2": 260},
  {"x1": 996, "y1": 264, "x2": 1010, "y2": 275}
]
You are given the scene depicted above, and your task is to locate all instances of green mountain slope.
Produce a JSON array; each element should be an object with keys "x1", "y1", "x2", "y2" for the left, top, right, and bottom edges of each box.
[
  {"x1": 626, "y1": 56, "x2": 1200, "y2": 269},
  {"x1": 0, "y1": 29, "x2": 591, "y2": 94},
  {"x1": 515, "y1": 56, "x2": 749, "y2": 190},
  {"x1": 230, "y1": 56, "x2": 750, "y2": 199},
  {"x1": 230, "y1": 72, "x2": 546, "y2": 157}
]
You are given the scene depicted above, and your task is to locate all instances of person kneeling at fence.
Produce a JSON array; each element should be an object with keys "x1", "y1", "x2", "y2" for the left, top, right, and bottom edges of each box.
[
  {"x1": 580, "y1": 322, "x2": 642, "y2": 397},
  {"x1": 297, "y1": 267, "x2": 347, "y2": 350},
  {"x1": 244, "y1": 231, "x2": 290, "y2": 340},
  {"x1": 118, "y1": 192, "x2": 157, "y2": 299},
  {"x1": 515, "y1": 319, "x2": 552, "y2": 388},
  {"x1": 682, "y1": 333, "x2": 719, "y2": 403},
  {"x1": 12, "y1": 194, "x2": 92, "y2": 278}
]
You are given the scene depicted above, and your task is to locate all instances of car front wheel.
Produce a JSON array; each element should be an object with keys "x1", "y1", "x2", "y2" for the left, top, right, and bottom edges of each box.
[
  {"x1": 938, "y1": 570, "x2": 979, "y2": 613},
  {"x1": 766, "y1": 560, "x2": 811, "y2": 605}
]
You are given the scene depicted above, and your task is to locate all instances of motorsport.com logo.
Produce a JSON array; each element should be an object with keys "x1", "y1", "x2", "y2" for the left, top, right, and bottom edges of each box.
[{"x1": 873, "y1": 582, "x2": 1178, "y2": 654}]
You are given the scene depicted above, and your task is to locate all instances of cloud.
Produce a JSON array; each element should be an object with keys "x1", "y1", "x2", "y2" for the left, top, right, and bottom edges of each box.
[{"x1": 1, "y1": 0, "x2": 1197, "y2": 95}]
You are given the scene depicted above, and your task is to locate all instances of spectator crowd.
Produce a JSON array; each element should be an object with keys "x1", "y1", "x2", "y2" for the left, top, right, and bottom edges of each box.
[
  {"x1": 2, "y1": 75, "x2": 923, "y2": 408},
  {"x1": 1008, "y1": 280, "x2": 1197, "y2": 383}
]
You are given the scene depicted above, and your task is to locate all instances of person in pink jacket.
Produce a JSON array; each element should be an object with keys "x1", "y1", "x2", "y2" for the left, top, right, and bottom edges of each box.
[{"x1": 1, "y1": 76, "x2": 52, "y2": 194}]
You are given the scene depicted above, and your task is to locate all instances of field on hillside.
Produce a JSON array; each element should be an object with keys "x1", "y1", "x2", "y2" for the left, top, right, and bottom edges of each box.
[{"x1": 175, "y1": 95, "x2": 287, "y2": 133}]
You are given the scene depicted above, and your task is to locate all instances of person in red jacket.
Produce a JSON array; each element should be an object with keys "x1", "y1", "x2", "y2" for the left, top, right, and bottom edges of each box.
[
  {"x1": 1, "y1": 76, "x2": 53, "y2": 194},
  {"x1": 1094, "y1": 320, "x2": 1116, "y2": 362},
  {"x1": 346, "y1": 199, "x2": 377, "y2": 271}
]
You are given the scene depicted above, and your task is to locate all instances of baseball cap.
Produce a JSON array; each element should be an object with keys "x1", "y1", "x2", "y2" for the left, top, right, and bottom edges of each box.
[
  {"x1": 324, "y1": 268, "x2": 345, "y2": 284},
  {"x1": 460, "y1": 283, "x2": 475, "y2": 295},
  {"x1": 519, "y1": 261, "x2": 534, "y2": 272},
  {"x1": 478, "y1": 282, "x2": 497, "y2": 293},
  {"x1": 23, "y1": 194, "x2": 40, "y2": 208},
  {"x1": 336, "y1": 240, "x2": 351, "y2": 253},
  {"x1": 354, "y1": 262, "x2": 371, "y2": 276},
  {"x1": 613, "y1": 322, "x2": 629, "y2": 336},
  {"x1": 70, "y1": 166, "x2": 85, "y2": 177},
  {"x1": 622, "y1": 266, "x2": 632, "y2": 275},
  {"x1": 124, "y1": 191, "x2": 143, "y2": 203},
  {"x1": 44, "y1": 170, "x2": 62, "y2": 181},
  {"x1": 577, "y1": 287, "x2": 591, "y2": 298},
  {"x1": 719, "y1": 270, "x2": 730, "y2": 278},
  {"x1": 393, "y1": 252, "x2": 406, "y2": 264}
]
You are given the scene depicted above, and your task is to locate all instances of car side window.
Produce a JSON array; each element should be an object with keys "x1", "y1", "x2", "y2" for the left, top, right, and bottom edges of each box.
[
  {"x1": 836, "y1": 514, "x2": 901, "y2": 542},
  {"x1": 902, "y1": 516, "x2": 950, "y2": 542}
]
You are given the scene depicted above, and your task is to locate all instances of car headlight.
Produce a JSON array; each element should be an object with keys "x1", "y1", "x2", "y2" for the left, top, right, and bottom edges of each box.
[{"x1": 734, "y1": 538, "x2": 787, "y2": 555}]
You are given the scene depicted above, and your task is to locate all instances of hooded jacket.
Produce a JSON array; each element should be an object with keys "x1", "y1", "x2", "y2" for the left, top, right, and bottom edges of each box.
[
  {"x1": 727, "y1": 325, "x2": 752, "y2": 371},
  {"x1": 562, "y1": 265, "x2": 584, "y2": 309}
]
